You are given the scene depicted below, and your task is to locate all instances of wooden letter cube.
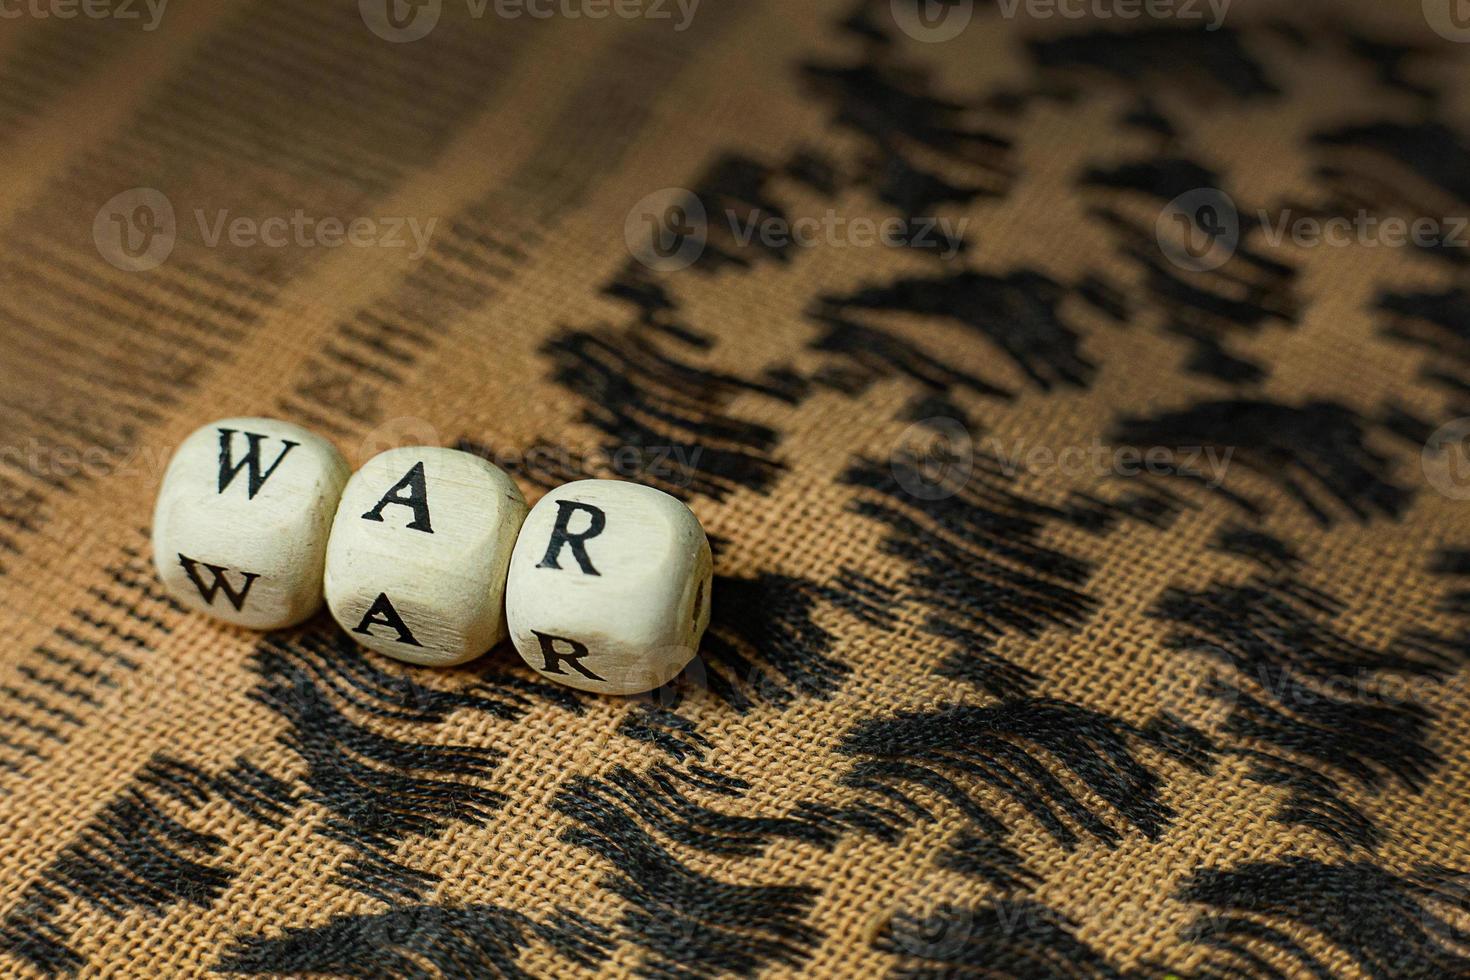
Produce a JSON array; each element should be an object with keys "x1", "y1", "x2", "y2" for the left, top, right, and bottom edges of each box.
[
  {"x1": 505, "y1": 480, "x2": 713, "y2": 695},
  {"x1": 153, "y1": 417, "x2": 349, "y2": 629},
  {"x1": 325, "y1": 447, "x2": 528, "y2": 667}
]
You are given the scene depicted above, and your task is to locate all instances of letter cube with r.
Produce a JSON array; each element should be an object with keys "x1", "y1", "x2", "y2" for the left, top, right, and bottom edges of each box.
[
  {"x1": 506, "y1": 480, "x2": 713, "y2": 695},
  {"x1": 154, "y1": 421, "x2": 713, "y2": 696}
]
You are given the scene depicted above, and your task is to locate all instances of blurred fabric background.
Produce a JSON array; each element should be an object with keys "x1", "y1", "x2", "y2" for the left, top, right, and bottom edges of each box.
[{"x1": 0, "y1": 0, "x2": 1468, "y2": 975}]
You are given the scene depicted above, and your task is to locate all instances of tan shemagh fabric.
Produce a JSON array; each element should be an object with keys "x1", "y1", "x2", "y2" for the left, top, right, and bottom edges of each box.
[{"x1": 1, "y1": 0, "x2": 1468, "y2": 976}]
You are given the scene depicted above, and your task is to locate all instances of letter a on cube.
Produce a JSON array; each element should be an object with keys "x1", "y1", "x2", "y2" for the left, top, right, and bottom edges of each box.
[{"x1": 325, "y1": 447, "x2": 528, "y2": 667}]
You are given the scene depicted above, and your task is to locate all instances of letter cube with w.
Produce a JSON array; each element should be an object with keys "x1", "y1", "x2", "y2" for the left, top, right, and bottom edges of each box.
[
  {"x1": 153, "y1": 418, "x2": 350, "y2": 628},
  {"x1": 324, "y1": 447, "x2": 528, "y2": 667}
]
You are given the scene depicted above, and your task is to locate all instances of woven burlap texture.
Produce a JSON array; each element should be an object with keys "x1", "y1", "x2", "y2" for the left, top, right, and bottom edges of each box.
[{"x1": 0, "y1": 0, "x2": 1467, "y2": 976}]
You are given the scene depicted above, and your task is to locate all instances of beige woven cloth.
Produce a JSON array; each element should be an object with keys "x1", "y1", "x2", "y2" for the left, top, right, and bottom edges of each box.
[{"x1": 0, "y1": 0, "x2": 1468, "y2": 976}]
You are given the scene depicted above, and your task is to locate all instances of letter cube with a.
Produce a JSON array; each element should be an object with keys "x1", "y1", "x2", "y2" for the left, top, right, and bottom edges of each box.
[
  {"x1": 325, "y1": 447, "x2": 528, "y2": 667},
  {"x1": 505, "y1": 480, "x2": 713, "y2": 695},
  {"x1": 153, "y1": 418, "x2": 350, "y2": 629}
]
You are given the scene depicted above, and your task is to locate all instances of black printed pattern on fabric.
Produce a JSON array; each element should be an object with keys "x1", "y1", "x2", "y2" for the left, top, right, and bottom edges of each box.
[
  {"x1": 797, "y1": 8, "x2": 1304, "y2": 405},
  {"x1": 798, "y1": 52, "x2": 1011, "y2": 255},
  {"x1": 821, "y1": 450, "x2": 1208, "y2": 937},
  {"x1": 245, "y1": 627, "x2": 580, "y2": 904},
  {"x1": 1436, "y1": 549, "x2": 1470, "y2": 617},
  {"x1": 833, "y1": 700, "x2": 1211, "y2": 893},
  {"x1": 1088, "y1": 201, "x2": 1299, "y2": 385},
  {"x1": 813, "y1": 270, "x2": 1097, "y2": 393},
  {"x1": 1377, "y1": 287, "x2": 1470, "y2": 415},
  {"x1": 841, "y1": 452, "x2": 1177, "y2": 699},
  {"x1": 0, "y1": 753, "x2": 292, "y2": 975},
  {"x1": 1311, "y1": 121, "x2": 1470, "y2": 267},
  {"x1": 539, "y1": 324, "x2": 790, "y2": 502},
  {"x1": 218, "y1": 905, "x2": 614, "y2": 978},
  {"x1": 1152, "y1": 555, "x2": 1470, "y2": 850},
  {"x1": 806, "y1": 307, "x2": 1010, "y2": 429},
  {"x1": 1181, "y1": 858, "x2": 1470, "y2": 977},
  {"x1": 1210, "y1": 522, "x2": 1302, "y2": 574},
  {"x1": 552, "y1": 757, "x2": 830, "y2": 977},
  {"x1": 1008, "y1": 20, "x2": 1305, "y2": 385},
  {"x1": 795, "y1": 13, "x2": 1133, "y2": 411},
  {"x1": 683, "y1": 153, "x2": 799, "y2": 273},
  {"x1": 549, "y1": 545, "x2": 943, "y2": 980},
  {"x1": 216, "y1": 628, "x2": 600, "y2": 975},
  {"x1": 541, "y1": 566, "x2": 900, "y2": 979},
  {"x1": 1027, "y1": 23, "x2": 1279, "y2": 100},
  {"x1": 0, "y1": 536, "x2": 177, "y2": 784},
  {"x1": 535, "y1": 151, "x2": 818, "y2": 502},
  {"x1": 1110, "y1": 399, "x2": 1414, "y2": 526},
  {"x1": 691, "y1": 572, "x2": 895, "y2": 713},
  {"x1": 876, "y1": 901, "x2": 1130, "y2": 978},
  {"x1": 468, "y1": 256, "x2": 807, "y2": 500}
]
